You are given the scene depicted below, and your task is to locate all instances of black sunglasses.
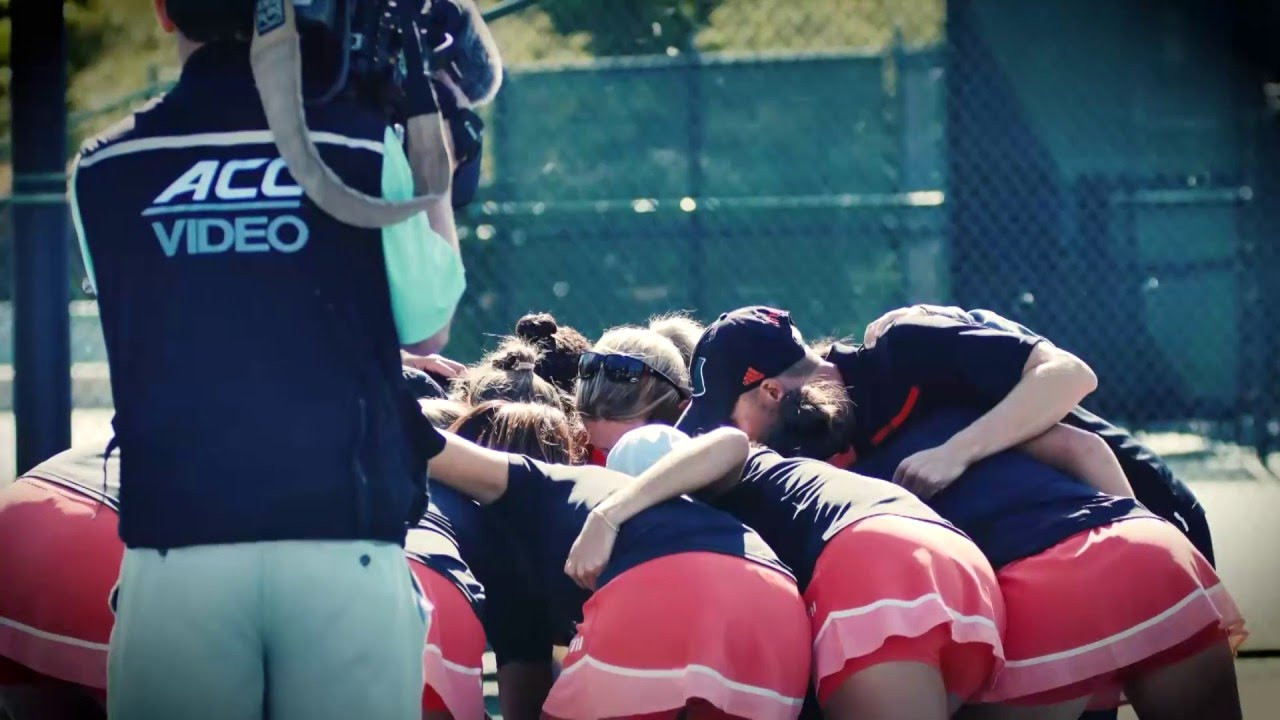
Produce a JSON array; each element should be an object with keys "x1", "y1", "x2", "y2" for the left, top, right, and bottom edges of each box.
[{"x1": 578, "y1": 352, "x2": 689, "y2": 399}]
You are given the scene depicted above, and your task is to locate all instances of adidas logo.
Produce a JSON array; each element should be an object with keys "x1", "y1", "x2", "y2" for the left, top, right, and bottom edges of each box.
[{"x1": 742, "y1": 367, "x2": 765, "y2": 386}]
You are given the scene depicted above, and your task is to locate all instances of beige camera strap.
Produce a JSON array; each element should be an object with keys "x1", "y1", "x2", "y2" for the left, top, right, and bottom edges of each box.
[{"x1": 250, "y1": 0, "x2": 451, "y2": 229}]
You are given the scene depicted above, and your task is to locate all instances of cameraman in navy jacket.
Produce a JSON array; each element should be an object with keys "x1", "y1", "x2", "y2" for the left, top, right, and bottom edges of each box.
[{"x1": 67, "y1": 1, "x2": 498, "y2": 718}]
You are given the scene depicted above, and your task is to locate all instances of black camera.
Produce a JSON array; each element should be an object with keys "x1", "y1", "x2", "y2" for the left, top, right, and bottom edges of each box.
[{"x1": 252, "y1": 0, "x2": 501, "y2": 222}]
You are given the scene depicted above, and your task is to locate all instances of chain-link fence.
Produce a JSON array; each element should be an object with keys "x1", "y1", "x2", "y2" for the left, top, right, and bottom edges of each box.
[
  {"x1": 1, "y1": 0, "x2": 1277, "y2": 463},
  {"x1": 943, "y1": 0, "x2": 1279, "y2": 458},
  {"x1": 458, "y1": 0, "x2": 1280, "y2": 460}
]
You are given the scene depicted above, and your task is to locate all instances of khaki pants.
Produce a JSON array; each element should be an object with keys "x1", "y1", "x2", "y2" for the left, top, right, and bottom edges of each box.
[{"x1": 107, "y1": 540, "x2": 430, "y2": 720}]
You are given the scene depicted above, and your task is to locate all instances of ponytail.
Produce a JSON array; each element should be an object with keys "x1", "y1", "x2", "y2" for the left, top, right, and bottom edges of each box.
[
  {"x1": 452, "y1": 337, "x2": 571, "y2": 412},
  {"x1": 450, "y1": 400, "x2": 585, "y2": 464},
  {"x1": 488, "y1": 340, "x2": 540, "y2": 374},
  {"x1": 763, "y1": 380, "x2": 853, "y2": 460},
  {"x1": 514, "y1": 312, "x2": 590, "y2": 392}
]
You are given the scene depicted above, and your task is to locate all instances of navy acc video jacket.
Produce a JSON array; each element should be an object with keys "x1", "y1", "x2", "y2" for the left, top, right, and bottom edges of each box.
[{"x1": 69, "y1": 43, "x2": 463, "y2": 550}]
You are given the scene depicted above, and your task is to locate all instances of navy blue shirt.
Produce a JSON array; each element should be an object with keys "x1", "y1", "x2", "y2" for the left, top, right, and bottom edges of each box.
[
  {"x1": 879, "y1": 307, "x2": 1212, "y2": 561},
  {"x1": 860, "y1": 303, "x2": 1208, "y2": 561},
  {"x1": 406, "y1": 482, "x2": 486, "y2": 617},
  {"x1": 480, "y1": 457, "x2": 791, "y2": 666},
  {"x1": 70, "y1": 43, "x2": 434, "y2": 549},
  {"x1": 853, "y1": 408, "x2": 1158, "y2": 569},
  {"x1": 825, "y1": 316, "x2": 1041, "y2": 453},
  {"x1": 712, "y1": 449, "x2": 959, "y2": 590}
]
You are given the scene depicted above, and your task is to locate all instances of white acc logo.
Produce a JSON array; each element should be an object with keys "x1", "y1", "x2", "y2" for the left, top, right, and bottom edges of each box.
[
  {"x1": 153, "y1": 216, "x2": 308, "y2": 257},
  {"x1": 146, "y1": 158, "x2": 310, "y2": 257},
  {"x1": 153, "y1": 158, "x2": 302, "y2": 204}
]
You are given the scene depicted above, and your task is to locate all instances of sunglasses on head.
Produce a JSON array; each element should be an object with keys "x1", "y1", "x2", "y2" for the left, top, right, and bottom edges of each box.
[{"x1": 578, "y1": 352, "x2": 689, "y2": 399}]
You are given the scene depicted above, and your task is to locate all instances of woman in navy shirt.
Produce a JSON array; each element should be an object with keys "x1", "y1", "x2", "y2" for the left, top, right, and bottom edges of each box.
[
  {"x1": 430, "y1": 401, "x2": 811, "y2": 720},
  {"x1": 0, "y1": 447, "x2": 121, "y2": 720},
  {"x1": 407, "y1": 399, "x2": 488, "y2": 720},
  {"x1": 568, "y1": 424, "x2": 1007, "y2": 720},
  {"x1": 816, "y1": 315, "x2": 1244, "y2": 718},
  {"x1": 672, "y1": 307, "x2": 1246, "y2": 719},
  {"x1": 405, "y1": 492, "x2": 488, "y2": 720},
  {"x1": 575, "y1": 324, "x2": 694, "y2": 466},
  {"x1": 861, "y1": 304, "x2": 1215, "y2": 565},
  {"x1": 850, "y1": 408, "x2": 1244, "y2": 719}
]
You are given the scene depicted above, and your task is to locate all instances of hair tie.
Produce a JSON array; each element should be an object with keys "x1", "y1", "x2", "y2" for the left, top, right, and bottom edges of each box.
[{"x1": 514, "y1": 362, "x2": 536, "y2": 371}]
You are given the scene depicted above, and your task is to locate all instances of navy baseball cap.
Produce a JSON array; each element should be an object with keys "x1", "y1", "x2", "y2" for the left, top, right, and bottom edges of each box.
[{"x1": 676, "y1": 306, "x2": 811, "y2": 436}]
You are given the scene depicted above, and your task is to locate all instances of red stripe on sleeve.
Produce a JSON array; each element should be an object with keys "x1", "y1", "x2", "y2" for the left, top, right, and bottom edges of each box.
[{"x1": 871, "y1": 386, "x2": 920, "y2": 446}]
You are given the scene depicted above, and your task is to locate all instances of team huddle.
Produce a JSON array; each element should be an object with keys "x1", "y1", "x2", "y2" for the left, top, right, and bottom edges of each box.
[{"x1": 0, "y1": 303, "x2": 1247, "y2": 720}]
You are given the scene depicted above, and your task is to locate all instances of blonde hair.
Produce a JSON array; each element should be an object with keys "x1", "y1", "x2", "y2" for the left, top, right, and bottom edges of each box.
[
  {"x1": 450, "y1": 401, "x2": 585, "y2": 465},
  {"x1": 808, "y1": 337, "x2": 840, "y2": 359},
  {"x1": 575, "y1": 326, "x2": 689, "y2": 424},
  {"x1": 648, "y1": 313, "x2": 705, "y2": 368},
  {"x1": 419, "y1": 398, "x2": 469, "y2": 430},
  {"x1": 452, "y1": 337, "x2": 570, "y2": 411}
]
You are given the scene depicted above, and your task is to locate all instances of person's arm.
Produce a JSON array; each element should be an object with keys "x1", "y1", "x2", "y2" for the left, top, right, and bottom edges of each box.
[
  {"x1": 563, "y1": 428, "x2": 750, "y2": 590},
  {"x1": 965, "y1": 308, "x2": 1043, "y2": 340},
  {"x1": 425, "y1": 432, "x2": 510, "y2": 504},
  {"x1": 400, "y1": 349, "x2": 466, "y2": 379},
  {"x1": 936, "y1": 341, "x2": 1094, "y2": 453},
  {"x1": 424, "y1": 187, "x2": 460, "y2": 251},
  {"x1": 405, "y1": 329, "x2": 450, "y2": 357},
  {"x1": 404, "y1": 191, "x2": 463, "y2": 355},
  {"x1": 863, "y1": 304, "x2": 975, "y2": 347},
  {"x1": 381, "y1": 127, "x2": 466, "y2": 352},
  {"x1": 600, "y1": 427, "x2": 749, "y2": 523},
  {"x1": 879, "y1": 319, "x2": 1097, "y2": 497},
  {"x1": 401, "y1": 75, "x2": 471, "y2": 356},
  {"x1": 1019, "y1": 424, "x2": 1134, "y2": 498}
]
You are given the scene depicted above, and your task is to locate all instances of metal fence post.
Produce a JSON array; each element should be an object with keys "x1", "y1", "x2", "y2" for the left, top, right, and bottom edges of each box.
[
  {"x1": 11, "y1": 0, "x2": 71, "y2": 473},
  {"x1": 895, "y1": 30, "x2": 947, "y2": 305},
  {"x1": 489, "y1": 73, "x2": 512, "y2": 328},
  {"x1": 685, "y1": 50, "x2": 706, "y2": 315},
  {"x1": 1241, "y1": 97, "x2": 1280, "y2": 460}
]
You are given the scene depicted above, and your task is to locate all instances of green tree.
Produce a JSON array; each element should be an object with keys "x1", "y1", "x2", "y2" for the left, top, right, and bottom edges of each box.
[
  {"x1": 539, "y1": 0, "x2": 722, "y2": 56},
  {"x1": 0, "y1": 0, "x2": 147, "y2": 144}
]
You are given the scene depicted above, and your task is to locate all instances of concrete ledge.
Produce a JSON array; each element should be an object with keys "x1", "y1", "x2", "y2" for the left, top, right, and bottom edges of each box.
[
  {"x1": 0, "y1": 301, "x2": 109, "y2": 367},
  {"x1": 0, "y1": 363, "x2": 114, "y2": 410}
]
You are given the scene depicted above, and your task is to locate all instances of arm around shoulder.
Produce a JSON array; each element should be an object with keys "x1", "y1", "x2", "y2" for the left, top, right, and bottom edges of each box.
[
  {"x1": 944, "y1": 341, "x2": 1097, "y2": 467},
  {"x1": 597, "y1": 426, "x2": 750, "y2": 527},
  {"x1": 425, "y1": 431, "x2": 510, "y2": 505},
  {"x1": 1019, "y1": 423, "x2": 1134, "y2": 498},
  {"x1": 563, "y1": 427, "x2": 749, "y2": 591}
]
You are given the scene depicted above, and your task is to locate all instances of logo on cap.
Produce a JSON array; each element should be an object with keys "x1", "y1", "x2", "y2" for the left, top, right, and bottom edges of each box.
[
  {"x1": 756, "y1": 308, "x2": 786, "y2": 327},
  {"x1": 742, "y1": 367, "x2": 765, "y2": 386},
  {"x1": 690, "y1": 357, "x2": 708, "y2": 397}
]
